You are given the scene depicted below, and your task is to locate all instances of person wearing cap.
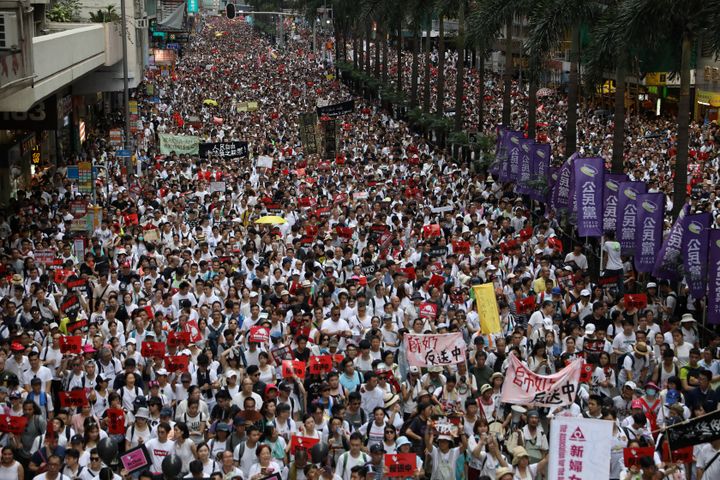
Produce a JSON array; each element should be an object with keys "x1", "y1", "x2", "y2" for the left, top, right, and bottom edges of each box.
[{"x1": 613, "y1": 381, "x2": 639, "y2": 422}]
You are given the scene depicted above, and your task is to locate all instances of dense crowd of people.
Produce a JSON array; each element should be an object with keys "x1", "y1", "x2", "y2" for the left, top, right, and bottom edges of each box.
[{"x1": 1, "y1": 12, "x2": 720, "y2": 480}]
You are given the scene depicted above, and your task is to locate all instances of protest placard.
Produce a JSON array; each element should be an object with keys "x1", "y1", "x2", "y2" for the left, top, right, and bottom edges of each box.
[
  {"x1": 385, "y1": 453, "x2": 417, "y2": 477},
  {"x1": 166, "y1": 355, "x2": 190, "y2": 373},
  {"x1": 107, "y1": 408, "x2": 125, "y2": 434},
  {"x1": 141, "y1": 341, "x2": 166, "y2": 358},
  {"x1": 501, "y1": 356, "x2": 582, "y2": 407},
  {"x1": 548, "y1": 417, "x2": 612, "y2": 480},
  {"x1": 289, "y1": 435, "x2": 319, "y2": 454},
  {"x1": 404, "y1": 333, "x2": 466, "y2": 367},
  {"x1": 60, "y1": 390, "x2": 89, "y2": 408},
  {"x1": 0, "y1": 415, "x2": 27, "y2": 435},
  {"x1": 120, "y1": 444, "x2": 151, "y2": 474},
  {"x1": 667, "y1": 409, "x2": 720, "y2": 450},
  {"x1": 59, "y1": 336, "x2": 82, "y2": 354},
  {"x1": 282, "y1": 360, "x2": 305, "y2": 379}
]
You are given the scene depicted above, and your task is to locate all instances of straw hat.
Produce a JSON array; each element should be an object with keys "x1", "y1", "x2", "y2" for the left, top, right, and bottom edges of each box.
[{"x1": 512, "y1": 446, "x2": 529, "y2": 466}]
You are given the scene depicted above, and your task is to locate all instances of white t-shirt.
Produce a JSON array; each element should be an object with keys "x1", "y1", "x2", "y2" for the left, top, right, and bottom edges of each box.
[
  {"x1": 603, "y1": 241, "x2": 623, "y2": 270},
  {"x1": 697, "y1": 443, "x2": 720, "y2": 480},
  {"x1": 145, "y1": 437, "x2": 175, "y2": 473}
]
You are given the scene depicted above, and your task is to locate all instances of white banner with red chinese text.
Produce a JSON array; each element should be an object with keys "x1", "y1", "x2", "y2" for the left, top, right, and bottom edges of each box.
[
  {"x1": 501, "y1": 355, "x2": 582, "y2": 407},
  {"x1": 403, "y1": 333, "x2": 466, "y2": 367},
  {"x1": 548, "y1": 417, "x2": 612, "y2": 480}
]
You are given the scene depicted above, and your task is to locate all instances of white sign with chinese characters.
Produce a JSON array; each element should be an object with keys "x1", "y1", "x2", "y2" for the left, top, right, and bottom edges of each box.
[{"x1": 548, "y1": 417, "x2": 612, "y2": 480}]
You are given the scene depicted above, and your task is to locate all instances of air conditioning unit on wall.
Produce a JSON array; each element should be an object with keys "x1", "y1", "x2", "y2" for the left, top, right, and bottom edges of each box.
[{"x1": 0, "y1": 12, "x2": 20, "y2": 51}]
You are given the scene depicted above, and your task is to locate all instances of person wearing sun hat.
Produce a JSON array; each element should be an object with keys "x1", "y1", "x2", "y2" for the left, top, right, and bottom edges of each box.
[
  {"x1": 618, "y1": 341, "x2": 652, "y2": 386},
  {"x1": 511, "y1": 445, "x2": 548, "y2": 479}
]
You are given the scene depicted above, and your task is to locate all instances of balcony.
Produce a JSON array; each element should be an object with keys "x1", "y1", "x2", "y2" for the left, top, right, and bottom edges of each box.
[{"x1": 0, "y1": 22, "x2": 122, "y2": 112}]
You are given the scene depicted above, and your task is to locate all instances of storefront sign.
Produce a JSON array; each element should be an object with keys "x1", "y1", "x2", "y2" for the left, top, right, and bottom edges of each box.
[{"x1": 0, "y1": 96, "x2": 57, "y2": 130}]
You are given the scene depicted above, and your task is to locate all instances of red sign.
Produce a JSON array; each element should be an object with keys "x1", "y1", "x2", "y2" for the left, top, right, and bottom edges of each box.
[
  {"x1": 579, "y1": 363, "x2": 594, "y2": 383},
  {"x1": 661, "y1": 441, "x2": 693, "y2": 464},
  {"x1": 282, "y1": 360, "x2": 306, "y2": 379},
  {"x1": 60, "y1": 390, "x2": 89, "y2": 408},
  {"x1": 166, "y1": 355, "x2": 190, "y2": 373},
  {"x1": 422, "y1": 224, "x2": 441, "y2": 238},
  {"x1": 0, "y1": 415, "x2": 28, "y2": 435},
  {"x1": 308, "y1": 355, "x2": 333, "y2": 375},
  {"x1": 167, "y1": 331, "x2": 191, "y2": 348},
  {"x1": 336, "y1": 226, "x2": 353, "y2": 239},
  {"x1": 107, "y1": 408, "x2": 126, "y2": 435},
  {"x1": 385, "y1": 453, "x2": 417, "y2": 477},
  {"x1": 514, "y1": 296, "x2": 536, "y2": 315},
  {"x1": 249, "y1": 326, "x2": 270, "y2": 344},
  {"x1": 59, "y1": 336, "x2": 82, "y2": 354},
  {"x1": 67, "y1": 278, "x2": 87, "y2": 290},
  {"x1": 452, "y1": 241, "x2": 470, "y2": 254},
  {"x1": 428, "y1": 274, "x2": 445, "y2": 290},
  {"x1": 623, "y1": 446, "x2": 655, "y2": 467},
  {"x1": 418, "y1": 302, "x2": 438, "y2": 319},
  {"x1": 66, "y1": 319, "x2": 88, "y2": 333},
  {"x1": 624, "y1": 294, "x2": 648, "y2": 310},
  {"x1": 289, "y1": 435, "x2": 319, "y2": 454},
  {"x1": 141, "y1": 341, "x2": 166, "y2": 358}
]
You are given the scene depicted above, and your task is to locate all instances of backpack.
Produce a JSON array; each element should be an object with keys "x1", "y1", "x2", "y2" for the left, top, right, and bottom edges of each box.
[
  {"x1": 617, "y1": 353, "x2": 635, "y2": 371},
  {"x1": 339, "y1": 451, "x2": 369, "y2": 479}
]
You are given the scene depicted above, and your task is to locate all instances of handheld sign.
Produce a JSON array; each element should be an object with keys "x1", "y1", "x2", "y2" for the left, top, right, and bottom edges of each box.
[
  {"x1": 166, "y1": 355, "x2": 190, "y2": 373},
  {"x1": 282, "y1": 360, "x2": 306, "y2": 379},
  {"x1": 59, "y1": 336, "x2": 82, "y2": 354},
  {"x1": 385, "y1": 453, "x2": 417, "y2": 477},
  {"x1": 60, "y1": 390, "x2": 89, "y2": 408}
]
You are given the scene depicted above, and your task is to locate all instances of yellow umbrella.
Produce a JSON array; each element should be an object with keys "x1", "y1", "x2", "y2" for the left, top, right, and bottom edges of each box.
[
  {"x1": 255, "y1": 215, "x2": 287, "y2": 225},
  {"x1": 203, "y1": 99, "x2": 219, "y2": 106}
]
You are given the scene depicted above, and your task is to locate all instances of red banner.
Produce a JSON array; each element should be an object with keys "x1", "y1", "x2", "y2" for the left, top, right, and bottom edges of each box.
[
  {"x1": 336, "y1": 226, "x2": 353, "y2": 239},
  {"x1": 141, "y1": 341, "x2": 166, "y2": 358},
  {"x1": 422, "y1": 224, "x2": 441, "y2": 238},
  {"x1": 308, "y1": 355, "x2": 333, "y2": 375},
  {"x1": 452, "y1": 241, "x2": 470, "y2": 254},
  {"x1": 289, "y1": 435, "x2": 319, "y2": 454},
  {"x1": 0, "y1": 415, "x2": 28, "y2": 435},
  {"x1": 60, "y1": 390, "x2": 89, "y2": 408},
  {"x1": 428, "y1": 274, "x2": 445, "y2": 290},
  {"x1": 624, "y1": 294, "x2": 648, "y2": 310},
  {"x1": 579, "y1": 363, "x2": 594, "y2": 383},
  {"x1": 623, "y1": 446, "x2": 655, "y2": 468},
  {"x1": 282, "y1": 360, "x2": 306, "y2": 379},
  {"x1": 385, "y1": 453, "x2": 417, "y2": 477},
  {"x1": 249, "y1": 326, "x2": 270, "y2": 344},
  {"x1": 107, "y1": 408, "x2": 126, "y2": 435},
  {"x1": 661, "y1": 441, "x2": 693, "y2": 464},
  {"x1": 514, "y1": 296, "x2": 536, "y2": 315},
  {"x1": 167, "y1": 331, "x2": 191, "y2": 348},
  {"x1": 59, "y1": 336, "x2": 82, "y2": 354},
  {"x1": 166, "y1": 355, "x2": 189, "y2": 373},
  {"x1": 418, "y1": 302, "x2": 438, "y2": 319},
  {"x1": 66, "y1": 319, "x2": 88, "y2": 333}
]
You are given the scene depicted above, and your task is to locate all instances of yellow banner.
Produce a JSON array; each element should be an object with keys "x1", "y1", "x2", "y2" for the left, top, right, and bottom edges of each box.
[{"x1": 473, "y1": 284, "x2": 501, "y2": 335}]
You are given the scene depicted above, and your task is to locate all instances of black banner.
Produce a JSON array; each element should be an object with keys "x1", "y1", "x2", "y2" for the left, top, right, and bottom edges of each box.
[
  {"x1": 299, "y1": 112, "x2": 319, "y2": 155},
  {"x1": 667, "y1": 409, "x2": 720, "y2": 450},
  {"x1": 321, "y1": 119, "x2": 337, "y2": 160},
  {"x1": 199, "y1": 141, "x2": 249, "y2": 158},
  {"x1": 430, "y1": 246, "x2": 447, "y2": 258},
  {"x1": 361, "y1": 264, "x2": 378, "y2": 276},
  {"x1": 316, "y1": 99, "x2": 355, "y2": 117}
]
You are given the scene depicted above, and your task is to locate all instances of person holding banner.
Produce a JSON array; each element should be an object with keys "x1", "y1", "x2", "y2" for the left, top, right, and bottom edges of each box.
[{"x1": 424, "y1": 420, "x2": 468, "y2": 480}]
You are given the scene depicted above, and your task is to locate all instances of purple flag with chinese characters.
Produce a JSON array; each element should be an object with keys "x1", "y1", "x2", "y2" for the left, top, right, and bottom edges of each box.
[
  {"x1": 683, "y1": 213, "x2": 710, "y2": 299},
  {"x1": 616, "y1": 181, "x2": 647, "y2": 256},
  {"x1": 653, "y1": 204, "x2": 689, "y2": 281},
  {"x1": 552, "y1": 159, "x2": 573, "y2": 213},
  {"x1": 529, "y1": 143, "x2": 551, "y2": 202},
  {"x1": 574, "y1": 157, "x2": 604, "y2": 237},
  {"x1": 707, "y1": 230, "x2": 720, "y2": 325},
  {"x1": 517, "y1": 138, "x2": 534, "y2": 195},
  {"x1": 602, "y1": 173, "x2": 628, "y2": 233},
  {"x1": 505, "y1": 131, "x2": 522, "y2": 182},
  {"x1": 634, "y1": 193, "x2": 665, "y2": 273}
]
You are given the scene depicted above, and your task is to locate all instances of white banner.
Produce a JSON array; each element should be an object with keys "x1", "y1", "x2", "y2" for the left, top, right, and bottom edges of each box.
[
  {"x1": 548, "y1": 417, "x2": 612, "y2": 480},
  {"x1": 404, "y1": 333, "x2": 466, "y2": 367},
  {"x1": 500, "y1": 355, "x2": 582, "y2": 407}
]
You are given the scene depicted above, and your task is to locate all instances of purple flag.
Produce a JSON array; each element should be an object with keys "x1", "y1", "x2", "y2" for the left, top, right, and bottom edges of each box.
[
  {"x1": 553, "y1": 159, "x2": 573, "y2": 213},
  {"x1": 574, "y1": 157, "x2": 604, "y2": 237},
  {"x1": 683, "y1": 213, "x2": 710, "y2": 299},
  {"x1": 528, "y1": 143, "x2": 551, "y2": 202},
  {"x1": 546, "y1": 166, "x2": 559, "y2": 205},
  {"x1": 505, "y1": 131, "x2": 522, "y2": 182},
  {"x1": 602, "y1": 173, "x2": 628, "y2": 233},
  {"x1": 707, "y1": 230, "x2": 720, "y2": 325},
  {"x1": 634, "y1": 193, "x2": 665, "y2": 273},
  {"x1": 517, "y1": 138, "x2": 534, "y2": 194},
  {"x1": 616, "y1": 181, "x2": 647, "y2": 256},
  {"x1": 653, "y1": 204, "x2": 689, "y2": 281},
  {"x1": 491, "y1": 126, "x2": 507, "y2": 178}
]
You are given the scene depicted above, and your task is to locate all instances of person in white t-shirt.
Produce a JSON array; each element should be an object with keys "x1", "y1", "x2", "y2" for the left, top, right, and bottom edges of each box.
[{"x1": 145, "y1": 423, "x2": 176, "y2": 475}]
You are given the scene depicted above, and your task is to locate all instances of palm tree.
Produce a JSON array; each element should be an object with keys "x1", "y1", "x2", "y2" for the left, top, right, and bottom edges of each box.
[
  {"x1": 453, "y1": 0, "x2": 467, "y2": 131},
  {"x1": 526, "y1": 0, "x2": 603, "y2": 158},
  {"x1": 468, "y1": 0, "x2": 524, "y2": 128},
  {"x1": 612, "y1": 0, "x2": 713, "y2": 217},
  {"x1": 435, "y1": 11, "x2": 446, "y2": 115}
]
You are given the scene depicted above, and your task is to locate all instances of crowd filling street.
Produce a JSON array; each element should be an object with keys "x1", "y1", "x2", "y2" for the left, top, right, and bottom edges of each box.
[{"x1": 1, "y1": 12, "x2": 720, "y2": 480}]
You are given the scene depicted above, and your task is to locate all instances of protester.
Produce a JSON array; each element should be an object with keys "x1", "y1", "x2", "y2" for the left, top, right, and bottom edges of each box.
[{"x1": 1, "y1": 10, "x2": 719, "y2": 480}]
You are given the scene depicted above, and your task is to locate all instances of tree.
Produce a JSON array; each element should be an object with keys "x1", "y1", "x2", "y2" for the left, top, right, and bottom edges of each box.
[
  {"x1": 453, "y1": 0, "x2": 466, "y2": 131},
  {"x1": 526, "y1": 0, "x2": 603, "y2": 159},
  {"x1": 468, "y1": 0, "x2": 523, "y2": 128},
  {"x1": 611, "y1": 0, "x2": 714, "y2": 217}
]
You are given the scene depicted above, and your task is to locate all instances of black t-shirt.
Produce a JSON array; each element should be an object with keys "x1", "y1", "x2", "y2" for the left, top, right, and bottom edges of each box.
[{"x1": 408, "y1": 416, "x2": 429, "y2": 455}]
